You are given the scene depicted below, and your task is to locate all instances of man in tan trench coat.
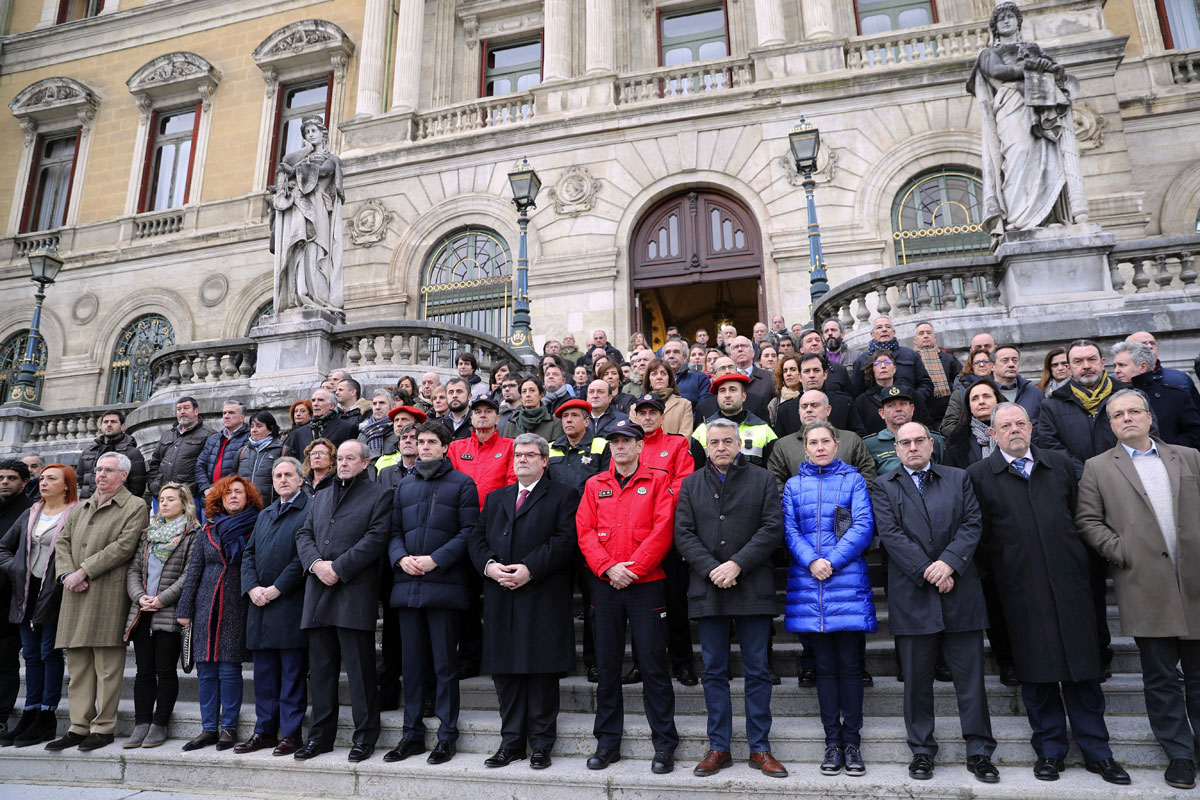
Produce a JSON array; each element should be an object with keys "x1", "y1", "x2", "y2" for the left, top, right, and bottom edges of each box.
[
  {"x1": 47, "y1": 452, "x2": 148, "y2": 751},
  {"x1": 1077, "y1": 388, "x2": 1200, "y2": 791}
]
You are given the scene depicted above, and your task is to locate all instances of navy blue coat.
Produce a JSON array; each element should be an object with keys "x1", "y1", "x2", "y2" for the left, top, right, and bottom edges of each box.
[
  {"x1": 241, "y1": 492, "x2": 309, "y2": 650},
  {"x1": 388, "y1": 458, "x2": 479, "y2": 610},
  {"x1": 1035, "y1": 378, "x2": 1157, "y2": 479},
  {"x1": 1131, "y1": 370, "x2": 1200, "y2": 450},
  {"x1": 194, "y1": 424, "x2": 251, "y2": 495},
  {"x1": 851, "y1": 345, "x2": 934, "y2": 402},
  {"x1": 674, "y1": 367, "x2": 711, "y2": 410}
]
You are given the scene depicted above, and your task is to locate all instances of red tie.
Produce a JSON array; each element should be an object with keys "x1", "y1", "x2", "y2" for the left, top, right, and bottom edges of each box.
[{"x1": 515, "y1": 488, "x2": 529, "y2": 512}]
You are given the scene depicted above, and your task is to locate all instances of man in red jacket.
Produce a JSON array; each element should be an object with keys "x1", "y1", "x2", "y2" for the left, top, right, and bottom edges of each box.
[{"x1": 576, "y1": 419, "x2": 679, "y2": 775}]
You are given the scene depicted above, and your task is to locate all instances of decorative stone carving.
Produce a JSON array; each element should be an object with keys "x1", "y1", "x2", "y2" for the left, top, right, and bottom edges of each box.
[
  {"x1": 776, "y1": 147, "x2": 838, "y2": 187},
  {"x1": 127, "y1": 52, "x2": 221, "y2": 108},
  {"x1": 199, "y1": 274, "x2": 229, "y2": 307},
  {"x1": 71, "y1": 293, "x2": 99, "y2": 325},
  {"x1": 346, "y1": 199, "x2": 395, "y2": 246},
  {"x1": 463, "y1": 15, "x2": 479, "y2": 49},
  {"x1": 549, "y1": 166, "x2": 602, "y2": 216},
  {"x1": 642, "y1": 0, "x2": 655, "y2": 18},
  {"x1": 9, "y1": 77, "x2": 99, "y2": 129},
  {"x1": 252, "y1": 19, "x2": 355, "y2": 74},
  {"x1": 1073, "y1": 100, "x2": 1107, "y2": 151},
  {"x1": 265, "y1": 23, "x2": 340, "y2": 56}
]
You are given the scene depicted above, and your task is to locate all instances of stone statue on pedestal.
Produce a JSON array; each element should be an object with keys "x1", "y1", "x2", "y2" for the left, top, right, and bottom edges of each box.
[
  {"x1": 967, "y1": 2, "x2": 1089, "y2": 240},
  {"x1": 269, "y1": 116, "x2": 345, "y2": 315}
]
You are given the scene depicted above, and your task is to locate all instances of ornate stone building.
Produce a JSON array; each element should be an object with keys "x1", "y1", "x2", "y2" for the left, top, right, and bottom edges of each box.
[{"x1": 0, "y1": 0, "x2": 1197, "y2": 446}]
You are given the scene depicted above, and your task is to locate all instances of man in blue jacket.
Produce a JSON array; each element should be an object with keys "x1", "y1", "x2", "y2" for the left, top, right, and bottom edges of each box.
[{"x1": 194, "y1": 400, "x2": 251, "y2": 500}]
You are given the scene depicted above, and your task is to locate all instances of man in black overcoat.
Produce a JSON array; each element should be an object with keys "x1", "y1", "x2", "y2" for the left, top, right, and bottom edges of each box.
[
  {"x1": 967, "y1": 403, "x2": 1130, "y2": 786},
  {"x1": 873, "y1": 422, "x2": 997, "y2": 783},
  {"x1": 294, "y1": 440, "x2": 392, "y2": 763},
  {"x1": 468, "y1": 433, "x2": 578, "y2": 770}
]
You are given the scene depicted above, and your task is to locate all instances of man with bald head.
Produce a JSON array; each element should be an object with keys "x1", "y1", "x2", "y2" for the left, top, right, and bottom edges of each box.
[
  {"x1": 775, "y1": 353, "x2": 865, "y2": 437},
  {"x1": 1126, "y1": 331, "x2": 1200, "y2": 412},
  {"x1": 725, "y1": 336, "x2": 775, "y2": 404},
  {"x1": 586, "y1": 379, "x2": 620, "y2": 438},
  {"x1": 591, "y1": 329, "x2": 623, "y2": 365},
  {"x1": 851, "y1": 317, "x2": 934, "y2": 403},
  {"x1": 768, "y1": 391, "x2": 875, "y2": 493},
  {"x1": 970, "y1": 333, "x2": 996, "y2": 356}
]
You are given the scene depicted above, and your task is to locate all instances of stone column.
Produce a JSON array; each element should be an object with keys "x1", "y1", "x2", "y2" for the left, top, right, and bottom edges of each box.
[
  {"x1": 542, "y1": 0, "x2": 571, "y2": 82},
  {"x1": 390, "y1": 0, "x2": 425, "y2": 112},
  {"x1": 801, "y1": 0, "x2": 835, "y2": 40},
  {"x1": 755, "y1": 0, "x2": 787, "y2": 47},
  {"x1": 356, "y1": 0, "x2": 391, "y2": 116},
  {"x1": 585, "y1": 0, "x2": 616, "y2": 74}
]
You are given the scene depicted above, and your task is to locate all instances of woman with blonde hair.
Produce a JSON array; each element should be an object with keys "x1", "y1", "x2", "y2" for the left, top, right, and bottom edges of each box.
[{"x1": 300, "y1": 437, "x2": 336, "y2": 496}]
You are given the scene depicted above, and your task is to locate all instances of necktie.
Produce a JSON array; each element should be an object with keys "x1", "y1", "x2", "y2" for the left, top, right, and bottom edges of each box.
[
  {"x1": 914, "y1": 470, "x2": 927, "y2": 496},
  {"x1": 515, "y1": 488, "x2": 529, "y2": 512},
  {"x1": 1011, "y1": 458, "x2": 1029, "y2": 478}
]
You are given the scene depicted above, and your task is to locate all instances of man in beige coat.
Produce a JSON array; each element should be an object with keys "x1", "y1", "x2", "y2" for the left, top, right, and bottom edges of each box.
[
  {"x1": 1077, "y1": 388, "x2": 1200, "y2": 791},
  {"x1": 47, "y1": 452, "x2": 149, "y2": 752}
]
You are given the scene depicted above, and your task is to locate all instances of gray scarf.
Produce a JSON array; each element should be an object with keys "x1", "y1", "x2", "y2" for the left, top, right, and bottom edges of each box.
[{"x1": 970, "y1": 416, "x2": 997, "y2": 459}]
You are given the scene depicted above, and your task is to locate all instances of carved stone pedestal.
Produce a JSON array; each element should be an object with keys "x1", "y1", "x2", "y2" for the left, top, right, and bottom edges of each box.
[
  {"x1": 248, "y1": 308, "x2": 343, "y2": 409},
  {"x1": 998, "y1": 223, "x2": 1120, "y2": 308}
]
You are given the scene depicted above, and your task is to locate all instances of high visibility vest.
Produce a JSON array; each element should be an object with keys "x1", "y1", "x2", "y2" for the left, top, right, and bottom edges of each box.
[{"x1": 692, "y1": 416, "x2": 777, "y2": 462}]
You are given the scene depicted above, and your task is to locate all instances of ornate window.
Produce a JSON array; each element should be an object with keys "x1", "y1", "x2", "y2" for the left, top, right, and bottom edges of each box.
[
  {"x1": 24, "y1": 133, "x2": 78, "y2": 233},
  {"x1": 632, "y1": 190, "x2": 761, "y2": 287},
  {"x1": 482, "y1": 38, "x2": 543, "y2": 96},
  {"x1": 106, "y1": 314, "x2": 174, "y2": 404},
  {"x1": 855, "y1": 0, "x2": 937, "y2": 35},
  {"x1": 0, "y1": 331, "x2": 47, "y2": 407},
  {"x1": 56, "y1": 0, "x2": 104, "y2": 24},
  {"x1": 891, "y1": 167, "x2": 989, "y2": 265},
  {"x1": 142, "y1": 107, "x2": 197, "y2": 212},
  {"x1": 247, "y1": 300, "x2": 274, "y2": 334},
  {"x1": 660, "y1": 4, "x2": 728, "y2": 66},
  {"x1": 420, "y1": 228, "x2": 513, "y2": 344},
  {"x1": 271, "y1": 77, "x2": 332, "y2": 179},
  {"x1": 1157, "y1": 0, "x2": 1200, "y2": 49}
]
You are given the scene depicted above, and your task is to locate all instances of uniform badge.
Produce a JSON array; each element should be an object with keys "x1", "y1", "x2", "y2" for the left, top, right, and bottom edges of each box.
[
  {"x1": 581, "y1": 456, "x2": 592, "y2": 464},
  {"x1": 494, "y1": 452, "x2": 503, "y2": 458},
  {"x1": 637, "y1": 487, "x2": 648, "y2": 495},
  {"x1": 598, "y1": 489, "x2": 613, "y2": 498},
  {"x1": 460, "y1": 453, "x2": 473, "y2": 460},
  {"x1": 659, "y1": 450, "x2": 668, "y2": 458}
]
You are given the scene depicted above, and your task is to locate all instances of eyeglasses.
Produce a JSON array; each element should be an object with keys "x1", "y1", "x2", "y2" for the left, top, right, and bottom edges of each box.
[
  {"x1": 874, "y1": 359, "x2": 894, "y2": 367},
  {"x1": 972, "y1": 360, "x2": 992, "y2": 367}
]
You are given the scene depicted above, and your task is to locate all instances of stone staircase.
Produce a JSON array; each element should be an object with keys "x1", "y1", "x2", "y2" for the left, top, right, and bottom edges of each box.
[{"x1": 0, "y1": 584, "x2": 1188, "y2": 799}]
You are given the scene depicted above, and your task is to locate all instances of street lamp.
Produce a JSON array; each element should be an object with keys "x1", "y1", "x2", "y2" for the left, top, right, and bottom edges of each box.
[
  {"x1": 10, "y1": 246, "x2": 64, "y2": 408},
  {"x1": 506, "y1": 157, "x2": 541, "y2": 360},
  {"x1": 789, "y1": 117, "x2": 829, "y2": 322}
]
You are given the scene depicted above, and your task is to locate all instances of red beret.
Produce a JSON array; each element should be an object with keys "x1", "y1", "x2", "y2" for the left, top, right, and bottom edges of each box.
[
  {"x1": 709, "y1": 372, "x2": 751, "y2": 394},
  {"x1": 554, "y1": 398, "x2": 593, "y2": 418},
  {"x1": 388, "y1": 405, "x2": 427, "y2": 424}
]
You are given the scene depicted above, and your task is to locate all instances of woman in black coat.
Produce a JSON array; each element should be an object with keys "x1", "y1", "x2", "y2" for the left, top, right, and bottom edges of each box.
[
  {"x1": 945, "y1": 379, "x2": 1003, "y2": 469},
  {"x1": 239, "y1": 457, "x2": 309, "y2": 755},
  {"x1": 236, "y1": 411, "x2": 285, "y2": 503}
]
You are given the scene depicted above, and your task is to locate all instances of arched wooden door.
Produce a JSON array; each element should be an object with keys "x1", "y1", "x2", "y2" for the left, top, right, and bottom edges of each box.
[{"x1": 630, "y1": 190, "x2": 763, "y2": 348}]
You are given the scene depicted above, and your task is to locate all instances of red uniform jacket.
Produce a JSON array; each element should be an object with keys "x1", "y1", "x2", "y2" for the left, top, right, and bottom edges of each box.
[
  {"x1": 576, "y1": 462, "x2": 675, "y2": 585},
  {"x1": 640, "y1": 427, "x2": 695, "y2": 497},
  {"x1": 449, "y1": 432, "x2": 516, "y2": 509}
]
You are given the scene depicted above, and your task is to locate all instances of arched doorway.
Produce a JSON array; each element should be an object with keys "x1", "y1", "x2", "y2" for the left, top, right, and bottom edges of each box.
[{"x1": 630, "y1": 189, "x2": 763, "y2": 349}]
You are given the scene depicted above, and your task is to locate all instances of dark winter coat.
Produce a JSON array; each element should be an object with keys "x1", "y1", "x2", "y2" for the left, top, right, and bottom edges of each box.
[
  {"x1": 124, "y1": 521, "x2": 200, "y2": 637},
  {"x1": 77, "y1": 432, "x2": 148, "y2": 499},
  {"x1": 283, "y1": 413, "x2": 359, "y2": 455},
  {"x1": 176, "y1": 516, "x2": 258, "y2": 663},
  {"x1": 1035, "y1": 378, "x2": 1155, "y2": 479},
  {"x1": 242, "y1": 492, "x2": 309, "y2": 650},
  {"x1": 0, "y1": 501, "x2": 73, "y2": 625},
  {"x1": 674, "y1": 458, "x2": 783, "y2": 619},
  {"x1": 467, "y1": 479, "x2": 577, "y2": 674},
  {"x1": 966, "y1": 447, "x2": 1101, "y2": 683},
  {"x1": 296, "y1": 473, "x2": 391, "y2": 631},
  {"x1": 674, "y1": 367, "x2": 711, "y2": 410},
  {"x1": 873, "y1": 464, "x2": 987, "y2": 636},
  {"x1": 236, "y1": 437, "x2": 285, "y2": 503},
  {"x1": 851, "y1": 345, "x2": 934, "y2": 401},
  {"x1": 194, "y1": 424, "x2": 252, "y2": 495},
  {"x1": 775, "y1": 390, "x2": 866, "y2": 438},
  {"x1": 388, "y1": 458, "x2": 479, "y2": 610},
  {"x1": 1130, "y1": 370, "x2": 1200, "y2": 450},
  {"x1": 148, "y1": 422, "x2": 214, "y2": 496}
]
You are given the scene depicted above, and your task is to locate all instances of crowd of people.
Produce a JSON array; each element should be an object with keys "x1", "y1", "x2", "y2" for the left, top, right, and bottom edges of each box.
[{"x1": 0, "y1": 318, "x2": 1196, "y2": 790}]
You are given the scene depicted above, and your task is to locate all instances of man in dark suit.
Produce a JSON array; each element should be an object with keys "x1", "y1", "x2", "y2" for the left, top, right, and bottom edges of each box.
[
  {"x1": 968, "y1": 403, "x2": 1130, "y2": 785},
  {"x1": 797, "y1": 329, "x2": 854, "y2": 396},
  {"x1": 468, "y1": 433, "x2": 579, "y2": 770},
  {"x1": 284, "y1": 388, "x2": 359, "y2": 454},
  {"x1": 873, "y1": 422, "x2": 998, "y2": 784},
  {"x1": 775, "y1": 353, "x2": 866, "y2": 437},
  {"x1": 726, "y1": 335, "x2": 775, "y2": 404},
  {"x1": 294, "y1": 440, "x2": 392, "y2": 762}
]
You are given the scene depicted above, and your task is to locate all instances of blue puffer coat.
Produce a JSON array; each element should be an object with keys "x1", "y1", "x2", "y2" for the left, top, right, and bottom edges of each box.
[{"x1": 782, "y1": 459, "x2": 877, "y2": 634}]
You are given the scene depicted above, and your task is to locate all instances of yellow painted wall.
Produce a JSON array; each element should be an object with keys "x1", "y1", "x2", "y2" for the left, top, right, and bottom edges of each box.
[
  {"x1": 1105, "y1": 0, "x2": 1145, "y2": 58},
  {"x1": 7, "y1": 0, "x2": 159, "y2": 36},
  {"x1": 0, "y1": 0, "x2": 365, "y2": 225}
]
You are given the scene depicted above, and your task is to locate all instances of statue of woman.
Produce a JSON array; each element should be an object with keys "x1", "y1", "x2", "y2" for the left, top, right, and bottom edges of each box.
[
  {"x1": 967, "y1": 2, "x2": 1088, "y2": 239},
  {"x1": 269, "y1": 116, "x2": 344, "y2": 315}
]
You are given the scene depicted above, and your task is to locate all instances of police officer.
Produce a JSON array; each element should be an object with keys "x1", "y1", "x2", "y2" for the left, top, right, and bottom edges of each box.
[
  {"x1": 692, "y1": 374, "x2": 778, "y2": 469},
  {"x1": 576, "y1": 419, "x2": 680, "y2": 775},
  {"x1": 864, "y1": 386, "x2": 945, "y2": 476}
]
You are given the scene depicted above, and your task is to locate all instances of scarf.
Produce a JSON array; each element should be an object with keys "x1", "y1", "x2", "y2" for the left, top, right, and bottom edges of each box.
[
  {"x1": 545, "y1": 385, "x2": 573, "y2": 407},
  {"x1": 917, "y1": 347, "x2": 951, "y2": 398},
  {"x1": 779, "y1": 386, "x2": 801, "y2": 404},
  {"x1": 146, "y1": 514, "x2": 189, "y2": 563},
  {"x1": 415, "y1": 458, "x2": 443, "y2": 479},
  {"x1": 1069, "y1": 373, "x2": 1114, "y2": 416},
  {"x1": 210, "y1": 507, "x2": 258, "y2": 564},
  {"x1": 517, "y1": 404, "x2": 550, "y2": 432},
  {"x1": 360, "y1": 415, "x2": 391, "y2": 456},
  {"x1": 652, "y1": 387, "x2": 675, "y2": 402},
  {"x1": 310, "y1": 409, "x2": 339, "y2": 439},
  {"x1": 866, "y1": 338, "x2": 899, "y2": 356},
  {"x1": 970, "y1": 416, "x2": 997, "y2": 459}
]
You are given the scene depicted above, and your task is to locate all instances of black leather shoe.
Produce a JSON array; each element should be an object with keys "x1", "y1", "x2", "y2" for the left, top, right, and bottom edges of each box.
[
  {"x1": 934, "y1": 664, "x2": 953, "y2": 682},
  {"x1": 234, "y1": 733, "x2": 277, "y2": 754},
  {"x1": 383, "y1": 738, "x2": 424, "y2": 762},
  {"x1": 427, "y1": 740, "x2": 455, "y2": 764},
  {"x1": 587, "y1": 747, "x2": 621, "y2": 770},
  {"x1": 530, "y1": 748, "x2": 552, "y2": 769},
  {"x1": 767, "y1": 667, "x2": 782, "y2": 686},
  {"x1": 484, "y1": 747, "x2": 526, "y2": 767},
  {"x1": 674, "y1": 666, "x2": 698, "y2": 686},
  {"x1": 348, "y1": 743, "x2": 374, "y2": 762},
  {"x1": 967, "y1": 755, "x2": 1000, "y2": 783},
  {"x1": 45, "y1": 731, "x2": 86, "y2": 752},
  {"x1": 1165, "y1": 759, "x2": 1196, "y2": 790},
  {"x1": 293, "y1": 740, "x2": 332, "y2": 761},
  {"x1": 861, "y1": 670, "x2": 874, "y2": 687},
  {"x1": 215, "y1": 729, "x2": 237, "y2": 751},
  {"x1": 909, "y1": 753, "x2": 934, "y2": 780},
  {"x1": 78, "y1": 733, "x2": 114, "y2": 752},
  {"x1": 651, "y1": 750, "x2": 674, "y2": 774},
  {"x1": 181, "y1": 731, "x2": 219, "y2": 752},
  {"x1": 1033, "y1": 756, "x2": 1064, "y2": 781},
  {"x1": 843, "y1": 745, "x2": 865, "y2": 776},
  {"x1": 1086, "y1": 758, "x2": 1131, "y2": 785},
  {"x1": 819, "y1": 745, "x2": 843, "y2": 775},
  {"x1": 999, "y1": 664, "x2": 1019, "y2": 686},
  {"x1": 621, "y1": 667, "x2": 642, "y2": 685},
  {"x1": 798, "y1": 668, "x2": 816, "y2": 688},
  {"x1": 456, "y1": 664, "x2": 480, "y2": 680},
  {"x1": 586, "y1": 665, "x2": 599, "y2": 683}
]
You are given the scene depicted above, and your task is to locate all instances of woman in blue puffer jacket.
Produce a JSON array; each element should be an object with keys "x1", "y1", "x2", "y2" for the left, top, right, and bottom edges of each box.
[{"x1": 783, "y1": 421, "x2": 877, "y2": 778}]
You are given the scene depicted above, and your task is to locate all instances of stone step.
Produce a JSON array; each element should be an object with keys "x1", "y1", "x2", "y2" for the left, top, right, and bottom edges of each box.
[
  {"x1": 15, "y1": 698, "x2": 1170, "y2": 768},
  {"x1": 0, "y1": 748, "x2": 1184, "y2": 800}
]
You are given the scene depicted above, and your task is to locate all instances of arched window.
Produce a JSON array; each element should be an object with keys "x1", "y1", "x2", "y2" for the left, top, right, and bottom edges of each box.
[
  {"x1": 0, "y1": 331, "x2": 46, "y2": 407},
  {"x1": 247, "y1": 300, "x2": 274, "y2": 335},
  {"x1": 892, "y1": 167, "x2": 990, "y2": 265},
  {"x1": 420, "y1": 227, "x2": 513, "y2": 341},
  {"x1": 107, "y1": 314, "x2": 175, "y2": 404}
]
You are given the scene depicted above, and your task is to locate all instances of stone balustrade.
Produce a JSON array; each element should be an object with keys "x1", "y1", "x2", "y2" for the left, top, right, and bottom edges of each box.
[
  {"x1": 14, "y1": 232, "x2": 63, "y2": 258},
  {"x1": 331, "y1": 319, "x2": 519, "y2": 374},
  {"x1": 1170, "y1": 50, "x2": 1200, "y2": 85},
  {"x1": 414, "y1": 92, "x2": 536, "y2": 140},
  {"x1": 615, "y1": 56, "x2": 754, "y2": 105},
  {"x1": 147, "y1": 338, "x2": 258, "y2": 395},
  {"x1": 132, "y1": 210, "x2": 186, "y2": 240},
  {"x1": 847, "y1": 20, "x2": 989, "y2": 70},
  {"x1": 1107, "y1": 235, "x2": 1200, "y2": 294},
  {"x1": 20, "y1": 403, "x2": 139, "y2": 446}
]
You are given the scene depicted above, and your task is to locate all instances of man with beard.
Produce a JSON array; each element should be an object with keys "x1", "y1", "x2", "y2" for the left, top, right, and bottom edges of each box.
[
  {"x1": 822, "y1": 318, "x2": 858, "y2": 369},
  {"x1": 439, "y1": 378, "x2": 473, "y2": 442},
  {"x1": 691, "y1": 374, "x2": 777, "y2": 469},
  {"x1": 694, "y1": 356, "x2": 770, "y2": 422},
  {"x1": 76, "y1": 410, "x2": 148, "y2": 499},
  {"x1": 797, "y1": 330, "x2": 853, "y2": 396}
]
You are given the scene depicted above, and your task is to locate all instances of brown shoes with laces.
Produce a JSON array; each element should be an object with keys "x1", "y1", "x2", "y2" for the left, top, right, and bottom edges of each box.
[
  {"x1": 749, "y1": 750, "x2": 789, "y2": 778},
  {"x1": 693, "y1": 750, "x2": 732, "y2": 776}
]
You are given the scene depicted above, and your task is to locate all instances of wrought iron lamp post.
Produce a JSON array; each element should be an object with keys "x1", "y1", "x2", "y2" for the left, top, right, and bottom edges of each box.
[
  {"x1": 506, "y1": 157, "x2": 541, "y2": 361},
  {"x1": 9, "y1": 246, "x2": 63, "y2": 408},
  {"x1": 789, "y1": 118, "x2": 829, "y2": 324}
]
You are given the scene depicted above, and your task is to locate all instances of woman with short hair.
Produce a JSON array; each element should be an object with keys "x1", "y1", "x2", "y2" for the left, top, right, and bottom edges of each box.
[
  {"x1": 300, "y1": 438, "x2": 336, "y2": 496},
  {"x1": 237, "y1": 410, "x2": 284, "y2": 502}
]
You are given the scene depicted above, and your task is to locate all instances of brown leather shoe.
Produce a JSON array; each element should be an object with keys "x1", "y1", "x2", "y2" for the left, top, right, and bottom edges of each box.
[
  {"x1": 749, "y1": 751, "x2": 788, "y2": 778},
  {"x1": 693, "y1": 750, "x2": 732, "y2": 777},
  {"x1": 272, "y1": 736, "x2": 302, "y2": 757}
]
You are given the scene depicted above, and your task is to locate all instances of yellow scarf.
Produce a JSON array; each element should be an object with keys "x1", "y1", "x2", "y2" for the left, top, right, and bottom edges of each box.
[{"x1": 1069, "y1": 373, "x2": 1113, "y2": 416}]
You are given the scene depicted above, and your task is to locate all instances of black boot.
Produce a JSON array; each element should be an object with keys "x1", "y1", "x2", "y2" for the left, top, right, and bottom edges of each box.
[
  {"x1": 0, "y1": 710, "x2": 37, "y2": 746},
  {"x1": 15, "y1": 710, "x2": 58, "y2": 747}
]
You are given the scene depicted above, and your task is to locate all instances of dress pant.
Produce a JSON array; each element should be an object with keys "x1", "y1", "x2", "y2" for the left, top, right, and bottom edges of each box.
[
  {"x1": 252, "y1": 647, "x2": 307, "y2": 740},
  {"x1": 574, "y1": 550, "x2": 595, "y2": 668},
  {"x1": 65, "y1": 646, "x2": 126, "y2": 736},
  {"x1": 1135, "y1": 636, "x2": 1200, "y2": 761},
  {"x1": 591, "y1": 577, "x2": 679, "y2": 753},
  {"x1": 810, "y1": 631, "x2": 864, "y2": 747},
  {"x1": 493, "y1": 674, "x2": 560, "y2": 752},
  {"x1": 398, "y1": 607, "x2": 461, "y2": 743},
  {"x1": 629, "y1": 550, "x2": 695, "y2": 673},
  {"x1": 307, "y1": 626, "x2": 380, "y2": 747},
  {"x1": 0, "y1": 621, "x2": 19, "y2": 717},
  {"x1": 130, "y1": 618, "x2": 181, "y2": 726},
  {"x1": 1021, "y1": 679, "x2": 1112, "y2": 761},
  {"x1": 1086, "y1": 549, "x2": 1113, "y2": 668},
  {"x1": 896, "y1": 630, "x2": 995, "y2": 757},
  {"x1": 697, "y1": 615, "x2": 772, "y2": 753}
]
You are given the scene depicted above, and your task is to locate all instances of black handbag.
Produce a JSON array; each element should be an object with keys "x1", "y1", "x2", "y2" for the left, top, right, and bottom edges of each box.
[{"x1": 180, "y1": 623, "x2": 194, "y2": 674}]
